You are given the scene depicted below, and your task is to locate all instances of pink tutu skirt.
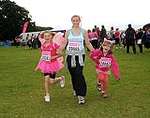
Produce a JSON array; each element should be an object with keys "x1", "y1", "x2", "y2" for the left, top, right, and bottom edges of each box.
[{"x1": 36, "y1": 56, "x2": 64, "y2": 73}]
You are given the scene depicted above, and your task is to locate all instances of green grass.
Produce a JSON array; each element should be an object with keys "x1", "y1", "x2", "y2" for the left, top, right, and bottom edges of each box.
[{"x1": 0, "y1": 47, "x2": 150, "y2": 118}]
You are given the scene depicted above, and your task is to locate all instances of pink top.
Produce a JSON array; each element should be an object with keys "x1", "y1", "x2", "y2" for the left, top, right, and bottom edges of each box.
[
  {"x1": 41, "y1": 43, "x2": 59, "y2": 61},
  {"x1": 90, "y1": 49, "x2": 120, "y2": 80},
  {"x1": 88, "y1": 32, "x2": 98, "y2": 41},
  {"x1": 38, "y1": 33, "x2": 58, "y2": 54},
  {"x1": 36, "y1": 33, "x2": 64, "y2": 73}
]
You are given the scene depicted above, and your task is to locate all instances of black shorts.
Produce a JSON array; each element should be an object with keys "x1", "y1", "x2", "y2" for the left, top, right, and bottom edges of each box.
[{"x1": 44, "y1": 73, "x2": 56, "y2": 79}]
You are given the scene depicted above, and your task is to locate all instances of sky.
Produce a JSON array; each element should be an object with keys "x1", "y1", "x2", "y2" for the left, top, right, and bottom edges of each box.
[{"x1": 13, "y1": 0, "x2": 150, "y2": 30}]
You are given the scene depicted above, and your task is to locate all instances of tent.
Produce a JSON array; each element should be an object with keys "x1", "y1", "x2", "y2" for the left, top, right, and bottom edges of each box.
[{"x1": 143, "y1": 23, "x2": 150, "y2": 31}]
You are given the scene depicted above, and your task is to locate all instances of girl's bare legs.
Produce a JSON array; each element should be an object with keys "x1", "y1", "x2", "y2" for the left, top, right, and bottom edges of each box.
[
  {"x1": 44, "y1": 75, "x2": 50, "y2": 102},
  {"x1": 49, "y1": 76, "x2": 65, "y2": 87},
  {"x1": 44, "y1": 75, "x2": 50, "y2": 96},
  {"x1": 44, "y1": 76, "x2": 65, "y2": 102}
]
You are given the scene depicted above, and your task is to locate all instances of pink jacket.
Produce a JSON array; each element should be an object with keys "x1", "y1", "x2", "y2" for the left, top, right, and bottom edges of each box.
[{"x1": 90, "y1": 49, "x2": 120, "y2": 80}]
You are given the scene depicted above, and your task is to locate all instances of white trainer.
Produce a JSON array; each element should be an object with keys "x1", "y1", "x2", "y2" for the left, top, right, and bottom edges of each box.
[
  {"x1": 60, "y1": 76, "x2": 65, "y2": 88},
  {"x1": 44, "y1": 96, "x2": 50, "y2": 102},
  {"x1": 78, "y1": 96, "x2": 85, "y2": 104}
]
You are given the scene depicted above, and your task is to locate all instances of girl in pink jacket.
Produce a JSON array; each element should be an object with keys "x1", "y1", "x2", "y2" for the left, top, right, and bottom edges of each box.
[{"x1": 90, "y1": 38, "x2": 120, "y2": 98}]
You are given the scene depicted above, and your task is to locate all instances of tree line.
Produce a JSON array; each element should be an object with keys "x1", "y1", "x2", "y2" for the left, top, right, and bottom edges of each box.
[{"x1": 0, "y1": 0, "x2": 52, "y2": 41}]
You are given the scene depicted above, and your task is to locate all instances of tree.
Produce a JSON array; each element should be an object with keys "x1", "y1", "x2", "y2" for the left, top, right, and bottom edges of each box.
[
  {"x1": 0, "y1": 0, "x2": 31, "y2": 41},
  {"x1": 0, "y1": 0, "x2": 53, "y2": 41}
]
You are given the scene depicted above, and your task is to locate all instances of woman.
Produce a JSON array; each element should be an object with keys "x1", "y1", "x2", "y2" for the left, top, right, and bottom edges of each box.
[{"x1": 63, "y1": 15, "x2": 94, "y2": 104}]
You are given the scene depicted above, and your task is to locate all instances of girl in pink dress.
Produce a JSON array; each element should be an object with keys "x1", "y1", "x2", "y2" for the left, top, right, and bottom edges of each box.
[
  {"x1": 90, "y1": 38, "x2": 120, "y2": 98},
  {"x1": 35, "y1": 31, "x2": 65, "y2": 102}
]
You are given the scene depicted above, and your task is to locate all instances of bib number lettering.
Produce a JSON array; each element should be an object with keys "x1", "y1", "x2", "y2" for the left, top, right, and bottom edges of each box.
[
  {"x1": 41, "y1": 54, "x2": 51, "y2": 61},
  {"x1": 99, "y1": 57, "x2": 111, "y2": 67},
  {"x1": 68, "y1": 42, "x2": 80, "y2": 51}
]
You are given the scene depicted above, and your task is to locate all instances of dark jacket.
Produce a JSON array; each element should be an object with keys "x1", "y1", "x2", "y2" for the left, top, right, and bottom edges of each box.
[
  {"x1": 125, "y1": 28, "x2": 136, "y2": 45},
  {"x1": 142, "y1": 32, "x2": 150, "y2": 48}
]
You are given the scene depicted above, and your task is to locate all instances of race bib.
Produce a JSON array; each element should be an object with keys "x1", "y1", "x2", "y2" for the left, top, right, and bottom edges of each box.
[
  {"x1": 99, "y1": 57, "x2": 112, "y2": 67},
  {"x1": 68, "y1": 42, "x2": 80, "y2": 51},
  {"x1": 41, "y1": 54, "x2": 51, "y2": 61}
]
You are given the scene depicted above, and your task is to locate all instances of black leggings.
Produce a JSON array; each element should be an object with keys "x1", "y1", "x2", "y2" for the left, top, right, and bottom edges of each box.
[{"x1": 66, "y1": 55, "x2": 87, "y2": 96}]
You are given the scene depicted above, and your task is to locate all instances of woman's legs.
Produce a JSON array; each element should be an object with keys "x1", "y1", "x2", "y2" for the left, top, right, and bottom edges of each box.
[
  {"x1": 67, "y1": 55, "x2": 87, "y2": 96},
  {"x1": 67, "y1": 56, "x2": 77, "y2": 93},
  {"x1": 67, "y1": 55, "x2": 87, "y2": 104}
]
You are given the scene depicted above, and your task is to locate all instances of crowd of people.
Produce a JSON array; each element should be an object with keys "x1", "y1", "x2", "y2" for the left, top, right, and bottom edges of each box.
[
  {"x1": 14, "y1": 33, "x2": 41, "y2": 49},
  {"x1": 87, "y1": 24, "x2": 150, "y2": 54},
  {"x1": 13, "y1": 22, "x2": 150, "y2": 55}
]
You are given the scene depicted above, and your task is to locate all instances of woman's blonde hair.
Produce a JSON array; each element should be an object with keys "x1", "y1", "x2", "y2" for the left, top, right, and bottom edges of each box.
[{"x1": 71, "y1": 15, "x2": 81, "y2": 21}]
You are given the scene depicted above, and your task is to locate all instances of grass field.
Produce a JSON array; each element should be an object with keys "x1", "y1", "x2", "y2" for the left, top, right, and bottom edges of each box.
[{"x1": 0, "y1": 47, "x2": 150, "y2": 118}]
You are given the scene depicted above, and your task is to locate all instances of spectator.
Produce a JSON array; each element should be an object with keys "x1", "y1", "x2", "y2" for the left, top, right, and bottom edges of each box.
[
  {"x1": 95, "y1": 27, "x2": 101, "y2": 48},
  {"x1": 120, "y1": 31, "x2": 126, "y2": 48},
  {"x1": 142, "y1": 28, "x2": 150, "y2": 49},
  {"x1": 109, "y1": 27, "x2": 115, "y2": 41},
  {"x1": 100, "y1": 25, "x2": 107, "y2": 43},
  {"x1": 125, "y1": 24, "x2": 136, "y2": 54},
  {"x1": 27, "y1": 38, "x2": 32, "y2": 48},
  {"x1": 15, "y1": 36, "x2": 20, "y2": 48},
  {"x1": 136, "y1": 28, "x2": 144, "y2": 53},
  {"x1": 114, "y1": 28, "x2": 121, "y2": 48}
]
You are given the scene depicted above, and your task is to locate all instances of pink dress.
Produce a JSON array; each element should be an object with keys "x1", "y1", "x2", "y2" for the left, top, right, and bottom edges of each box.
[
  {"x1": 36, "y1": 42, "x2": 64, "y2": 73},
  {"x1": 90, "y1": 49, "x2": 120, "y2": 80}
]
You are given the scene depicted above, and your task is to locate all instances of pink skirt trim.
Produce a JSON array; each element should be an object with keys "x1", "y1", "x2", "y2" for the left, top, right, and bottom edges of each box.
[{"x1": 36, "y1": 57, "x2": 64, "y2": 73}]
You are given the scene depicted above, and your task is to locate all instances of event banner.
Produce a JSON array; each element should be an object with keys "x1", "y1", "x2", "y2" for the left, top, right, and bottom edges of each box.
[{"x1": 22, "y1": 21, "x2": 29, "y2": 33}]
